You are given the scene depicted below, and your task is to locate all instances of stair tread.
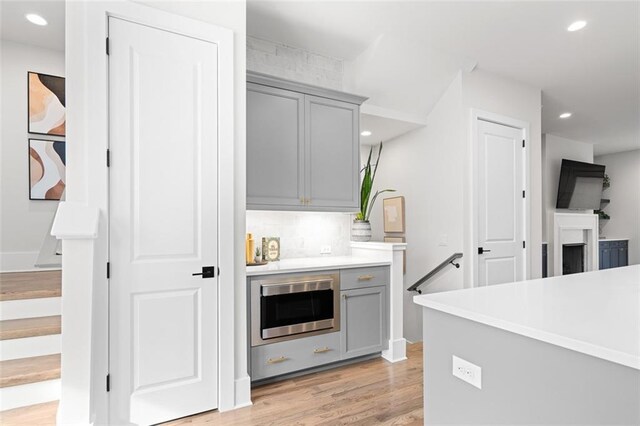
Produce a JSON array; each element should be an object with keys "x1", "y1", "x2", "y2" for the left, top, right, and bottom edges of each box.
[
  {"x1": 0, "y1": 316, "x2": 61, "y2": 341},
  {"x1": 0, "y1": 354, "x2": 61, "y2": 388},
  {"x1": 0, "y1": 400, "x2": 58, "y2": 424},
  {"x1": 0, "y1": 272, "x2": 61, "y2": 301}
]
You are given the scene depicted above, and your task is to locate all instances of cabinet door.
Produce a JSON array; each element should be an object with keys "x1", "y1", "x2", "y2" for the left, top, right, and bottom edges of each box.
[
  {"x1": 341, "y1": 286, "x2": 386, "y2": 360},
  {"x1": 619, "y1": 246, "x2": 628, "y2": 267},
  {"x1": 610, "y1": 246, "x2": 620, "y2": 268},
  {"x1": 601, "y1": 248, "x2": 611, "y2": 270},
  {"x1": 247, "y1": 83, "x2": 305, "y2": 209},
  {"x1": 305, "y1": 95, "x2": 359, "y2": 210}
]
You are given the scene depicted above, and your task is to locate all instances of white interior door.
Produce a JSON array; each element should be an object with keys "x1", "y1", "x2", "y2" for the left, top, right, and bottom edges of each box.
[
  {"x1": 108, "y1": 17, "x2": 218, "y2": 425},
  {"x1": 477, "y1": 120, "x2": 525, "y2": 286}
]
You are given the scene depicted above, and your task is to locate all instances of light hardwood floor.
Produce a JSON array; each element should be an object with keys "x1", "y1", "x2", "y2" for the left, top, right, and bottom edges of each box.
[{"x1": 0, "y1": 343, "x2": 423, "y2": 425}]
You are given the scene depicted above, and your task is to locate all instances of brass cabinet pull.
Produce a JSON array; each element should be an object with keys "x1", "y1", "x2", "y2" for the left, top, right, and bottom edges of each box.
[
  {"x1": 342, "y1": 294, "x2": 347, "y2": 299},
  {"x1": 358, "y1": 274, "x2": 374, "y2": 281},
  {"x1": 300, "y1": 197, "x2": 305, "y2": 204},
  {"x1": 313, "y1": 347, "x2": 332, "y2": 354},
  {"x1": 266, "y1": 356, "x2": 288, "y2": 365}
]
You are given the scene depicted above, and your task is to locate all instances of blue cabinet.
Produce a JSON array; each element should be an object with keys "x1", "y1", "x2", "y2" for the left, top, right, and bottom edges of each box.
[{"x1": 599, "y1": 240, "x2": 629, "y2": 270}]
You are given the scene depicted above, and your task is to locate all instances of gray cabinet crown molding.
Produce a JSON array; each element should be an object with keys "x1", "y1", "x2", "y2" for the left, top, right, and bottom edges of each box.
[{"x1": 247, "y1": 71, "x2": 368, "y2": 106}]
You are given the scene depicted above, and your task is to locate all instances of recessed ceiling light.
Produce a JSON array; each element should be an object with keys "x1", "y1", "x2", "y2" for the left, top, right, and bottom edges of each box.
[
  {"x1": 567, "y1": 21, "x2": 587, "y2": 32},
  {"x1": 26, "y1": 13, "x2": 48, "y2": 26},
  {"x1": 361, "y1": 130, "x2": 372, "y2": 137},
  {"x1": 559, "y1": 112, "x2": 572, "y2": 119}
]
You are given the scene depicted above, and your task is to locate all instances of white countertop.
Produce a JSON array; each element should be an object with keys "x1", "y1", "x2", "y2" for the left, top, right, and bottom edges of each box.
[
  {"x1": 598, "y1": 238, "x2": 630, "y2": 242},
  {"x1": 414, "y1": 265, "x2": 640, "y2": 370},
  {"x1": 246, "y1": 256, "x2": 391, "y2": 276}
]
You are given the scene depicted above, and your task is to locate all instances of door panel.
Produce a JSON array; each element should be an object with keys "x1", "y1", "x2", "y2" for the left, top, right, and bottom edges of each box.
[
  {"x1": 477, "y1": 120, "x2": 524, "y2": 286},
  {"x1": 341, "y1": 286, "x2": 385, "y2": 359},
  {"x1": 305, "y1": 95, "x2": 359, "y2": 209},
  {"x1": 247, "y1": 84, "x2": 305, "y2": 208},
  {"x1": 109, "y1": 17, "x2": 218, "y2": 425}
]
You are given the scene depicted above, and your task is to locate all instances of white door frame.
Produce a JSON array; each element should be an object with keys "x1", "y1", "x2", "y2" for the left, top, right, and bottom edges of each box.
[
  {"x1": 470, "y1": 109, "x2": 531, "y2": 287},
  {"x1": 64, "y1": 2, "x2": 236, "y2": 423}
]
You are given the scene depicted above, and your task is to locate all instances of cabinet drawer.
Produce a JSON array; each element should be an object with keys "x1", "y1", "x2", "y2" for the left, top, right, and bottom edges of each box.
[
  {"x1": 251, "y1": 332, "x2": 340, "y2": 381},
  {"x1": 340, "y1": 266, "x2": 389, "y2": 290}
]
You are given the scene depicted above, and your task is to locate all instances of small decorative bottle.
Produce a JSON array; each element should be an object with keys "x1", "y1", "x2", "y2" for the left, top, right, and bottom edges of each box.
[{"x1": 246, "y1": 233, "x2": 255, "y2": 264}]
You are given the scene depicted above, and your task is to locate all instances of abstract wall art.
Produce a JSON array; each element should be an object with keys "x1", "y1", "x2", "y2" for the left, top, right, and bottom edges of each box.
[
  {"x1": 29, "y1": 139, "x2": 66, "y2": 200},
  {"x1": 28, "y1": 72, "x2": 65, "y2": 136}
]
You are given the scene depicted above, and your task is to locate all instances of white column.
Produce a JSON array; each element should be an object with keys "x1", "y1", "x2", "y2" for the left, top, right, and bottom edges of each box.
[
  {"x1": 350, "y1": 242, "x2": 408, "y2": 363},
  {"x1": 50, "y1": 202, "x2": 100, "y2": 425}
]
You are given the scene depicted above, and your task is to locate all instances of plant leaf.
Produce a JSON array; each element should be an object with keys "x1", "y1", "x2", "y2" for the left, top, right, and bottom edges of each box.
[{"x1": 365, "y1": 189, "x2": 396, "y2": 221}]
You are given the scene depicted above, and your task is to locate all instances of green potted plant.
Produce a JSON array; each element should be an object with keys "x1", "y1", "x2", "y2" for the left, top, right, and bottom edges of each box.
[{"x1": 351, "y1": 143, "x2": 395, "y2": 242}]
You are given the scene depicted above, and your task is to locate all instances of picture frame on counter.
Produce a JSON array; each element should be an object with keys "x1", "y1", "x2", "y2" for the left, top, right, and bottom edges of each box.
[
  {"x1": 262, "y1": 237, "x2": 281, "y2": 262},
  {"x1": 383, "y1": 196, "x2": 405, "y2": 233}
]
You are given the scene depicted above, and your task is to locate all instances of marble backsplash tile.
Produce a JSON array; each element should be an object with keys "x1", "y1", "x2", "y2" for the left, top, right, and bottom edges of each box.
[{"x1": 246, "y1": 211, "x2": 353, "y2": 259}]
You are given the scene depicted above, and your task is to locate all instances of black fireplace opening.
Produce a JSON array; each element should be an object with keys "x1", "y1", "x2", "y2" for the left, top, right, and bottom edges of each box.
[{"x1": 562, "y1": 244, "x2": 585, "y2": 275}]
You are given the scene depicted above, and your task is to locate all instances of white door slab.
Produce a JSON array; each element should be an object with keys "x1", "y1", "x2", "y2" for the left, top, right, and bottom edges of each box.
[
  {"x1": 477, "y1": 120, "x2": 525, "y2": 286},
  {"x1": 108, "y1": 17, "x2": 218, "y2": 425}
]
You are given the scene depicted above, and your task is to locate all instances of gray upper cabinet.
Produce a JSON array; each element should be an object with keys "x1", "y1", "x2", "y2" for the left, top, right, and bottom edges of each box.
[
  {"x1": 305, "y1": 96, "x2": 360, "y2": 209},
  {"x1": 247, "y1": 83, "x2": 305, "y2": 209},
  {"x1": 247, "y1": 72, "x2": 367, "y2": 212}
]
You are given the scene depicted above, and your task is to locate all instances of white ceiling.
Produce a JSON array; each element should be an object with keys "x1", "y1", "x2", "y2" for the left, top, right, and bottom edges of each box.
[
  {"x1": 248, "y1": 1, "x2": 640, "y2": 155},
  {"x1": 0, "y1": 1, "x2": 65, "y2": 51}
]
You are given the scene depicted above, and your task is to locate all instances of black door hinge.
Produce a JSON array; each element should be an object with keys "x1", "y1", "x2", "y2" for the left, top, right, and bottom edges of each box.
[
  {"x1": 106, "y1": 374, "x2": 110, "y2": 392},
  {"x1": 522, "y1": 139, "x2": 525, "y2": 148},
  {"x1": 522, "y1": 190, "x2": 525, "y2": 198},
  {"x1": 106, "y1": 37, "x2": 110, "y2": 55},
  {"x1": 106, "y1": 149, "x2": 110, "y2": 167},
  {"x1": 107, "y1": 262, "x2": 110, "y2": 279},
  {"x1": 523, "y1": 241, "x2": 526, "y2": 249}
]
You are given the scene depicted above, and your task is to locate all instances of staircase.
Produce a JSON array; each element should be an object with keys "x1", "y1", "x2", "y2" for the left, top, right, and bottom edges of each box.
[{"x1": 0, "y1": 271, "x2": 62, "y2": 411}]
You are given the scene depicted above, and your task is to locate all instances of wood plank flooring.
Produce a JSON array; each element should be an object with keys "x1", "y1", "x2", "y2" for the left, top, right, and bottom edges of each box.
[
  {"x1": 0, "y1": 315, "x2": 61, "y2": 340},
  {"x1": 0, "y1": 354, "x2": 61, "y2": 388},
  {"x1": 0, "y1": 271, "x2": 62, "y2": 301},
  {"x1": 0, "y1": 343, "x2": 423, "y2": 425}
]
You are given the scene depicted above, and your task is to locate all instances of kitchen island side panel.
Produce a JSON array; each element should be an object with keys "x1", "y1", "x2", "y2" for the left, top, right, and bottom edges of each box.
[{"x1": 422, "y1": 308, "x2": 640, "y2": 425}]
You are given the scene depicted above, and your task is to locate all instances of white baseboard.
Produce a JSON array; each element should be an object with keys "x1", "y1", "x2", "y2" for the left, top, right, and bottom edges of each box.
[
  {"x1": 0, "y1": 297, "x2": 61, "y2": 321},
  {"x1": 0, "y1": 251, "x2": 41, "y2": 272},
  {"x1": 0, "y1": 379, "x2": 60, "y2": 411},
  {"x1": 234, "y1": 375, "x2": 253, "y2": 409},
  {"x1": 0, "y1": 334, "x2": 61, "y2": 361}
]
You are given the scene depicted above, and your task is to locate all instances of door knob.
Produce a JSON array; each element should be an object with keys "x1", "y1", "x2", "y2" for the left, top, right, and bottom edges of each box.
[
  {"x1": 192, "y1": 266, "x2": 217, "y2": 278},
  {"x1": 477, "y1": 247, "x2": 492, "y2": 254}
]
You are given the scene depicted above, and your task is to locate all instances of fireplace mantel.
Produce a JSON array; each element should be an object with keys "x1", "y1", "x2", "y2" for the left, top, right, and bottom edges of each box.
[{"x1": 552, "y1": 213, "x2": 599, "y2": 276}]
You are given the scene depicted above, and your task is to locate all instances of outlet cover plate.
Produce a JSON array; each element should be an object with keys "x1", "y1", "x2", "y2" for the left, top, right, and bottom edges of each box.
[
  {"x1": 320, "y1": 245, "x2": 332, "y2": 254},
  {"x1": 452, "y1": 355, "x2": 482, "y2": 389}
]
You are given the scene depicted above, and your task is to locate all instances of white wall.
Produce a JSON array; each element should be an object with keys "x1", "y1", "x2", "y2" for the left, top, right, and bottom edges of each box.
[
  {"x1": 368, "y1": 68, "x2": 543, "y2": 342},
  {"x1": 461, "y1": 69, "x2": 543, "y2": 284},
  {"x1": 247, "y1": 211, "x2": 352, "y2": 259},
  {"x1": 0, "y1": 40, "x2": 64, "y2": 271},
  {"x1": 594, "y1": 150, "x2": 640, "y2": 265},
  {"x1": 367, "y1": 73, "x2": 465, "y2": 343}
]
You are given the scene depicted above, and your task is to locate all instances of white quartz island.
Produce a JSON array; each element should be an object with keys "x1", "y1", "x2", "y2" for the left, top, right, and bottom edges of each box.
[{"x1": 414, "y1": 265, "x2": 640, "y2": 425}]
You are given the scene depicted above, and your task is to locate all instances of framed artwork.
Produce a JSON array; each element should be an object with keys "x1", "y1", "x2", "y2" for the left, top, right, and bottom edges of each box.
[
  {"x1": 384, "y1": 236, "x2": 406, "y2": 273},
  {"x1": 383, "y1": 196, "x2": 405, "y2": 233},
  {"x1": 28, "y1": 72, "x2": 66, "y2": 136},
  {"x1": 29, "y1": 139, "x2": 66, "y2": 200}
]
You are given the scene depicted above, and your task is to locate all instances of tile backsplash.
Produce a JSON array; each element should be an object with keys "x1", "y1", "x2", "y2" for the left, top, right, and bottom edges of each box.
[{"x1": 247, "y1": 211, "x2": 353, "y2": 259}]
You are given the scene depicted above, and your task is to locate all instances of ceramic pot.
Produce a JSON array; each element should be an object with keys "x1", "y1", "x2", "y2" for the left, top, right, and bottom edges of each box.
[{"x1": 351, "y1": 220, "x2": 372, "y2": 242}]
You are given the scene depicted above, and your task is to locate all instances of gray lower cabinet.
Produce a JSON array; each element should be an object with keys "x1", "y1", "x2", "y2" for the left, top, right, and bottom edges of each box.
[
  {"x1": 599, "y1": 240, "x2": 629, "y2": 270},
  {"x1": 340, "y1": 286, "x2": 387, "y2": 360},
  {"x1": 247, "y1": 72, "x2": 366, "y2": 212},
  {"x1": 251, "y1": 332, "x2": 340, "y2": 381}
]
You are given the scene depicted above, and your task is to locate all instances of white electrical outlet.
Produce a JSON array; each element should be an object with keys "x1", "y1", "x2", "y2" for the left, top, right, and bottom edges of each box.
[
  {"x1": 320, "y1": 245, "x2": 332, "y2": 254},
  {"x1": 452, "y1": 355, "x2": 482, "y2": 389}
]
